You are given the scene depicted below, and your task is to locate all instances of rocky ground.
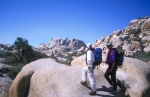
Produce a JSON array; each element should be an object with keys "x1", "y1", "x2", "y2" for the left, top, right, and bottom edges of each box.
[{"x1": 0, "y1": 58, "x2": 13, "y2": 97}]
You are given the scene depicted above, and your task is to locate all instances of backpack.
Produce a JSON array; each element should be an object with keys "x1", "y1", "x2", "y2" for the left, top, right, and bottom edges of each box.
[
  {"x1": 116, "y1": 50, "x2": 124, "y2": 67},
  {"x1": 93, "y1": 48, "x2": 102, "y2": 66}
]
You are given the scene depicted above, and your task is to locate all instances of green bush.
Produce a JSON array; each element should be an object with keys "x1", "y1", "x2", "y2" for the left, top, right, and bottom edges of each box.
[
  {"x1": 54, "y1": 51, "x2": 86, "y2": 65},
  {"x1": 65, "y1": 54, "x2": 73, "y2": 61},
  {"x1": 76, "y1": 51, "x2": 86, "y2": 57},
  {"x1": 146, "y1": 52, "x2": 150, "y2": 57},
  {"x1": 50, "y1": 54, "x2": 57, "y2": 59},
  {"x1": 134, "y1": 52, "x2": 150, "y2": 62},
  {"x1": 3, "y1": 90, "x2": 9, "y2": 97},
  {"x1": 0, "y1": 52, "x2": 7, "y2": 58},
  {"x1": 54, "y1": 53, "x2": 73, "y2": 65},
  {"x1": 3, "y1": 56, "x2": 18, "y2": 66},
  {"x1": 129, "y1": 28, "x2": 141, "y2": 34},
  {"x1": 127, "y1": 39, "x2": 131, "y2": 44},
  {"x1": 0, "y1": 37, "x2": 49, "y2": 80},
  {"x1": 7, "y1": 64, "x2": 24, "y2": 79},
  {"x1": 1, "y1": 37, "x2": 48, "y2": 66},
  {"x1": 57, "y1": 60, "x2": 71, "y2": 65}
]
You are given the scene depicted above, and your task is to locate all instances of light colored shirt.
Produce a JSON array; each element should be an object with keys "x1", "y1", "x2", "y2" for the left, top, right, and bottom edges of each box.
[{"x1": 86, "y1": 50, "x2": 95, "y2": 67}]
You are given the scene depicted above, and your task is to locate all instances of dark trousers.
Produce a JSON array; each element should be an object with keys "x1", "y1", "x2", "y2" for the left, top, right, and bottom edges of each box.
[{"x1": 104, "y1": 67, "x2": 117, "y2": 91}]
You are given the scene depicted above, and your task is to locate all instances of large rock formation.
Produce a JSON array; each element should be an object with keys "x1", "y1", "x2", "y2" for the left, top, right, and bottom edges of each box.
[
  {"x1": 71, "y1": 55, "x2": 150, "y2": 97},
  {"x1": 38, "y1": 38, "x2": 86, "y2": 57},
  {"x1": 9, "y1": 58, "x2": 127, "y2": 97},
  {"x1": 94, "y1": 16, "x2": 150, "y2": 60}
]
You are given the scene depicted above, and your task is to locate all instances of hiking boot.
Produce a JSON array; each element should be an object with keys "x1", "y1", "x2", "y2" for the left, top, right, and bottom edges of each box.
[
  {"x1": 110, "y1": 91, "x2": 118, "y2": 95},
  {"x1": 80, "y1": 81, "x2": 87, "y2": 85},
  {"x1": 89, "y1": 91, "x2": 97, "y2": 95}
]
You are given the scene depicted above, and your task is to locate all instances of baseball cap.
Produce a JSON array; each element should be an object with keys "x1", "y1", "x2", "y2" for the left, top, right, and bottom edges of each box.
[
  {"x1": 87, "y1": 43, "x2": 92, "y2": 49},
  {"x1": 107, "y1": 42, "x2": 112, "y2": 46}
]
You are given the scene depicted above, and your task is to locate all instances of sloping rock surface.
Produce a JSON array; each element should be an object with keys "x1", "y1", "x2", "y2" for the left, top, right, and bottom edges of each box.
[
  {"x1": 71, "y1": 55, "x2": 150, "y2": 97},
  {"x1": 9, "y1": 58, "x2": 126, "y2": 97}
]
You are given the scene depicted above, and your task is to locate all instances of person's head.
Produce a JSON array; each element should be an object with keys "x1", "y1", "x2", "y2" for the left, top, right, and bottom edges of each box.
[
  {"x1": 107, "y1": 42, "x2": 113, "y2": 50},
  {"x1": 87, "y1": 43, "x2": 92, "y2": 50}
]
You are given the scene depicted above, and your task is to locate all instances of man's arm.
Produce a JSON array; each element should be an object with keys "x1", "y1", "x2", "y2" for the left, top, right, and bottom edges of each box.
[
  {"x1": 109, "y1": 62, "x2": 115, "y2": 72},
  {"x1": 109, "y1": 50, "x2": 117, "y2": 72}
]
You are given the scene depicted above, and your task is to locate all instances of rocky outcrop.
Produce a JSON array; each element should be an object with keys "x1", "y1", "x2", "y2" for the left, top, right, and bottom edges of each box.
[
  {"x1": 0, "y1": 77, "x2": 13, "y2": 97},
  {"x1": 9, "y1": 58, "x2": 127, "y2": 97},
  {"x1": 71, "y1": 55, "x2": 150, "y2": 97},
  {"x1": 38, "y1": 38, "x2": 86, "y2": 57},
  {"x1": 0, "y1": 61, "x2": 13, "y2": 97},
  {"x1": 48, "y1": 38, "x2": 71, "y2": 49},
  {"x1": 142, "y1": 18, "x2": 150, "y2": 31},
  {"x1": 144, "y1": 46, "x2": 150, "y2": 53},
  {"x1": 94, "y1": 16, "x2": 150, "y2": 60},
  {"x1": 68, "y1": 38, "x2": 86, "y2": 49},
  {"x1": 0, "y1": 43, "x2": 11, "y2": 51}
]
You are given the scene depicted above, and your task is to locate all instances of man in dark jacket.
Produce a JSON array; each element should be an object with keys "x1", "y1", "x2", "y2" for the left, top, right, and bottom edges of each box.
[{"x1": 104, "y1": 42, "x2": 118, "y2": 95}]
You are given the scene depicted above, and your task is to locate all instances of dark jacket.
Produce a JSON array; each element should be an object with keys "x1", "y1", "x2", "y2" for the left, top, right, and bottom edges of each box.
[
  {"x1": 108, "y1": 49, "x2": 117, "y2": 64},
  {"x1": 106, "y1": 48, "x2": 117, "y2": 69}
]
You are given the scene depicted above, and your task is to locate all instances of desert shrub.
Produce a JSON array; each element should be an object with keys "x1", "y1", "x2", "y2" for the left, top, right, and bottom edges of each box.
[
  {"x1": 76, "y1": 51, "x2": 86, "y2": 57},
  {"x1": 127, "y1": 40, "x2": 131, "y2": 44},
  {"x1": 7, "y1": 64, "x2": 24, "y2": 79},
  {"x1": 129, "y1": 28, "x2": 141, "y2": 34},
  {"x1": 3, "y1": 56, "x2": 16, "y2": 66},
  {"x1": 65, "y1": 54, "x2": 73, "y2": 61},
  {"x1": 134, "y1": 52, "x2": 150, "y2": 62},
  {"x1": 119, "y1": 37, "x2": 124, "y2": 41},
  {"x1": 32, "y1": 51, "x2": 48, "y2": 60},
  {"x1": 0, "y1": 51, "x2": 7, "y2": 58},
  {"x1": 146, "y1": 52, "x2": 150, "y2": 57},
  {"x1": 3, "y1": 90, "x2": 9, "y2": 97},
  {"x1": 1, "y1": 37, "x2": 48, "y2": 66},
  {"x1": 57, "y1": 60, "x2": 71, "y2": 65},
  {"x1": 0, "y1": 37, "x2": 48, "y2": 79},
  {"x1": 50, "y1": 54, "x2": 57, "y2": 59},
  {"x1": 52, "y1": 51, "x2": 85, "y2": 65},
  {"x1": 2, "y1": 37, "x2": 31, "y2": 65}
]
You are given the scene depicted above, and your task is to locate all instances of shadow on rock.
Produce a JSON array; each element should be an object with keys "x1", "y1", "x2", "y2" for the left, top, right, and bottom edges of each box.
[{"x1": 97, "y1": 85, "x2": 128, "y2": 97}]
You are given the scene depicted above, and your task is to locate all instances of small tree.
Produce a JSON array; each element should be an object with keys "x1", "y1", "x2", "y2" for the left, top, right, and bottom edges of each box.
[
  {"x1": 2, "y1": 37, "x2": 48, "y2": 79},
  {"x1": 4, "y1": 37, "x2": 35, "y2": 65}
]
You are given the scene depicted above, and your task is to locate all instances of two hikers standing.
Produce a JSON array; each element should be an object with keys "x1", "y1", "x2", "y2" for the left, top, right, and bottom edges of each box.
[{"x1": 80, "y1": 42, "x2": 119, "y2": 95}]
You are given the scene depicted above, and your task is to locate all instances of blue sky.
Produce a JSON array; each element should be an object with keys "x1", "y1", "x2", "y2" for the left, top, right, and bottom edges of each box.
[{"x1": 0, "y1": 0, "x2": 150, "y2": 47}]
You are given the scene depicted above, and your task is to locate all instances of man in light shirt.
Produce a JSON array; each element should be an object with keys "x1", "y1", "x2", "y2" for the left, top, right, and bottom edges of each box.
[{"x1": 80, "y1": 43, "x2": 97, "y2": 95}]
